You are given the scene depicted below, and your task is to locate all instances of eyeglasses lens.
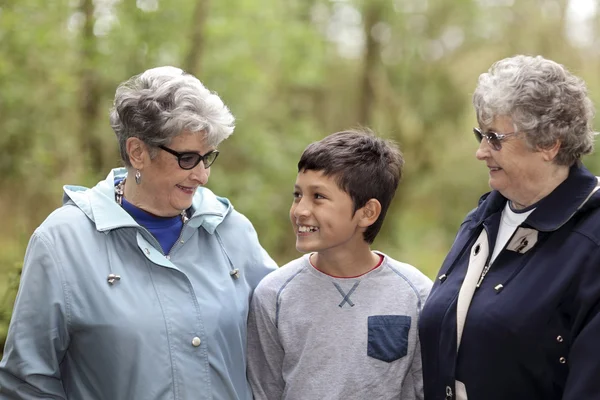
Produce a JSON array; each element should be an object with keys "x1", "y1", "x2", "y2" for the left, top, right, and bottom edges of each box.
[
  {"x1": 488, "y1": 134, "x2": 502, "y2": 151},
  {"x1": 179, "y1": 154, "x2": 201, "y2": 169},
  {"x1": 473, "y1": 128, "x2": 502, "y2": 151},
  {"x1": 473, "y1": 128, "x2": 483, "y2": 143},
  {"x1": 203, "y1": 151, "x2": 218, "y2": 168}
]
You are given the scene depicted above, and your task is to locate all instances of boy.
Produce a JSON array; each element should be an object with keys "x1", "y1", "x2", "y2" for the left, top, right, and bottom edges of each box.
[{"x1": 247, "y1": 130, "x2": 432, "y2": 400}]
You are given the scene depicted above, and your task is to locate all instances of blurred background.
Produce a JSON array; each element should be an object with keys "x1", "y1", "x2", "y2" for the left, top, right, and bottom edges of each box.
[{"x1": 1, "y1": 0, "x2": 600, "y2": 346}]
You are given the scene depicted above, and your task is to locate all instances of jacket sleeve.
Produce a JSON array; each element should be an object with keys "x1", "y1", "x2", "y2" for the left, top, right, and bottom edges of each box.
[
  {"x1": 0, "y1": 232, "x2": 70, "y2": 399},
  {"x1": 247, "y1": 283, "x2": 284, "y2": 400},
  {"x1": 217, "y1": 211, "x2": 277, "y2": 291},
  {"x1": 561, "y1": 245, "x2": 600, "y2": 399},
  {"x1": 250, "y1": 245, "x2": 278, "y2": 290}
]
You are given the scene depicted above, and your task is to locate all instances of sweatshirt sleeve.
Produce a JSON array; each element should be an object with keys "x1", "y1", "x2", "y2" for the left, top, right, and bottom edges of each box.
[
  {"x1": 406, "y1": 335, "x2": 425, "y2": 400},
  {"x1": 408, "y1": 275, "x2": 431, "y2": 400},
  {"x1": 247, "y1": 281, "x2": 285, "y2": 400},
  {"x1": 0, "y1": 232, "x2": 70, "y2": 399}
]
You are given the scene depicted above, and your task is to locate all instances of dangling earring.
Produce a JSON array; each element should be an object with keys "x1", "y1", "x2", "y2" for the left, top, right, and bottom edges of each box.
[{"x1": 135, "y1": 170, "x2": 142, "y2": 185}]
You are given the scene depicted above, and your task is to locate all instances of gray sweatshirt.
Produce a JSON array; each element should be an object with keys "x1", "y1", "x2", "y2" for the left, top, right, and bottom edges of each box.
[{"x1": 247, "y1": 252, "x2": 432, "y2": 400}]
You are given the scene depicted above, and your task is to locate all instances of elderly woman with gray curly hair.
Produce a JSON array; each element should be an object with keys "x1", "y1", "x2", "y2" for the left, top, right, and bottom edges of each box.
[
  {"x1": 419, "y1": 55, "x2": 600, "y2": 400},
  {"x1": 0, "y1": 67, "x2": 277, "y2": 399}
]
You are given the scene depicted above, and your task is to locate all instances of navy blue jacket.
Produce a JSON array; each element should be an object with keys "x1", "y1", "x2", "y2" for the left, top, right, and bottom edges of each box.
[{"x1": 420, "y1": 163, "x2": 600, "y2": 400}]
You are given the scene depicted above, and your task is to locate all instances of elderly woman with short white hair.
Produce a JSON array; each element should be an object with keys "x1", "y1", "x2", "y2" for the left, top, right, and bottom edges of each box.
[
  {"x1": 420, "y1": 55, "x2": 600, "y2": 400},
  {"x1": 0, "y1": 67, "x2": 277, "y2": 399}
]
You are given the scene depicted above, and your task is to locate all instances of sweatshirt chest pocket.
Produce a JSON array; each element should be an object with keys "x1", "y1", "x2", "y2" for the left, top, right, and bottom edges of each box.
[{"x1": 367, "y1": 315, "x2": 411, "y2": 363}]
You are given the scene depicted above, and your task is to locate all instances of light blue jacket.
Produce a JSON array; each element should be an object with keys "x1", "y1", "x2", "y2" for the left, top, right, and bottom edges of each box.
[{"x1": 0, "y1": 168, "x2": 277, "y2": 399}]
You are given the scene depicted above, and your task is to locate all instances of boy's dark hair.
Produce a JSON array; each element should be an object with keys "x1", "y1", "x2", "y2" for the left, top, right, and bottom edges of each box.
[{"x1": 297, "y1": 129, "x2": 404, "y2": 244}]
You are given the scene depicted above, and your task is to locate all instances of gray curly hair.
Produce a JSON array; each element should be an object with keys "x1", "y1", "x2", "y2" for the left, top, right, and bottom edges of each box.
[
  {"x1": 110, "y1": 66, "x2": 235, "y2": 167},
  {"x1": 473, "y1": 55, "x2": 596, "y2": 165}
]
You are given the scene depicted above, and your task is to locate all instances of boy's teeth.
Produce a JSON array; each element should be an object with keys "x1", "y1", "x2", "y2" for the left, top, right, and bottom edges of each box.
[{"x1": 299, "y1": 226, "x2": 318, "y2": 232}]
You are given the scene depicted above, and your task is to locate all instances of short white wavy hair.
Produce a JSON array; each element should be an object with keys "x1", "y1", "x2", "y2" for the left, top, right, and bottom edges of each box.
[
  {"x1": 473, "y1": 55, "x2": 596, "y2": 165},
  {"x1": 110, "y1": 66, "x2": 235, "y2": 166}
]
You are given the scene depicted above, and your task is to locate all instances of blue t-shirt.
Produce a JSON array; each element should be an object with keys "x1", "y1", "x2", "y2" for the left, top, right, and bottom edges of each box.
[{"x1": 116, "y1": 180, "x2": 184, "y2": 254}]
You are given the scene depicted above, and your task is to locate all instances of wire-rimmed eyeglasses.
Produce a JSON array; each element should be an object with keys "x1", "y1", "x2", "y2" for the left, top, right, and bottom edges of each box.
[{"x1": 473, "y1": 127, "x2": 522, "y2": 151}]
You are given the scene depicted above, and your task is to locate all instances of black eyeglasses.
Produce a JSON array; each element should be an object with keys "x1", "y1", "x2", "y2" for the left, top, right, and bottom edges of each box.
[
  {"x1": 473, "y1": 127, "x2": 522, "y2": 151},
  {"x1": 159, "y1": 145, "x2": 219, "y2": 169}
]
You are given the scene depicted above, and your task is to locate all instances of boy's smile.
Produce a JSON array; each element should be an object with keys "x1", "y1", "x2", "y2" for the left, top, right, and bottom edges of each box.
[
  {"x1": 297, "y1": 225, "x2": 319, "y2": 234},
  {"x1": 290, "y1": 170, "x2": 366, "y2": 257}
]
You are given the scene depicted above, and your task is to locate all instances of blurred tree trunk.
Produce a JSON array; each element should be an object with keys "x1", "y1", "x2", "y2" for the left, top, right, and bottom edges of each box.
[
  {"x1": 358, "y1": 1, "x2": 382, "y2": 126},
  {"x1": 184, "y1": 0, "x2": 210, "y2": 75},
  {"x1": 79, "y1": 0, "x2": 103, "y2": 173}
]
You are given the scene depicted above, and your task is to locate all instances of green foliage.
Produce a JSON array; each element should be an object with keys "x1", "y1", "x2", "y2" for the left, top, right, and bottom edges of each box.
[{"x1": 1, "y1": 0, "x2": 600, "y2": 350}]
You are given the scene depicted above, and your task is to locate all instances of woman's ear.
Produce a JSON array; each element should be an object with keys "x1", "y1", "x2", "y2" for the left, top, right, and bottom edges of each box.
[
  {"x1": 358, "y1": 199, "x2": 382, "y2": 228},
  {"x1": 126, "y1": 137, "x2": 150, "y2": 169},
  {"x1": 541, "y1": 140, "x2": 561, "y2": 162}
]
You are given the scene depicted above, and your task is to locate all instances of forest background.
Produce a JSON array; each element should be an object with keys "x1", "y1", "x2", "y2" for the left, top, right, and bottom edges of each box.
[{"x1": 1, "y1": 0, "x2": 599, "y2": 346}]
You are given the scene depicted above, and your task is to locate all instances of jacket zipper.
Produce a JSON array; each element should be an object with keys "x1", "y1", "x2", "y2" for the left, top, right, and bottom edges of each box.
[
  {"x1": 446, "y1": 385, "x2": 453, "y2": 399},
  {"x1": 475, "y1": 224, "x2": 538, "y2": 291}
]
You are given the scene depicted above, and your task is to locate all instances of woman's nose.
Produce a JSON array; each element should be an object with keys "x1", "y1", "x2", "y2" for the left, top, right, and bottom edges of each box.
[
  {"x1": 191, "y1": 163, "x2": 209, "y2": 185},
  {"x1": 475, "y1": 139, "x2": 490, "y2": 160}
]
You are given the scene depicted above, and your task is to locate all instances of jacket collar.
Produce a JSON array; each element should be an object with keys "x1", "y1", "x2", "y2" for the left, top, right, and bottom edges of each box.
[
  {"x1": 62, "y1": 168, "x2": 231, "y2": 233},
  {"x1": 471, "y1": 163, "x2": 599, "y2": 232}
]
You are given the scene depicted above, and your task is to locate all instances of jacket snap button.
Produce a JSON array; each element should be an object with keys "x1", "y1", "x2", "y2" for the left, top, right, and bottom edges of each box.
[
  {"x1": 559, "y1": 357, "x2": 566, "y2": 364},
  {"x1": 192, "y1": 337, "x2": 201, "y2": 347},
  {"x1": 556, "y1": 335, "x2": 563, "y2": 342}
]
